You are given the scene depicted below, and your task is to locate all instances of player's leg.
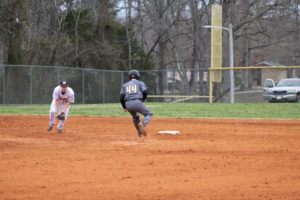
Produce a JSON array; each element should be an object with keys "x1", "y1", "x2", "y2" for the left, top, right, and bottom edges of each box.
[
  {"x1": 137, "y1": 102, "x2": 153, "y2": 127},
  {"x1": 130, "y1": 111, "x2": 142, "y2": 137},
  {"x1": 57, "y1": 104, "x2": 70, "y2": 133},
  {"x1": 48, "y1": 99, "x2": 57, "y2": 131},
  {"x1": 136, "y1": 102, "x2": 152, "y2": 136},
  {"x1": 126, "y1": 101, "x2": 142, "y2": 136}
]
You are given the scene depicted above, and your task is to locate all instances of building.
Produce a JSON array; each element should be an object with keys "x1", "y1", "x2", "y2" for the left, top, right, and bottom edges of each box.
[{"x1": 253, "y1": 61, "x2": 287, "y2": 86}]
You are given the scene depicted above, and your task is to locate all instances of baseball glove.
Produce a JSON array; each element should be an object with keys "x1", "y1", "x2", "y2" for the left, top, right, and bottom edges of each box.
[{"x1": 57, "y1": 112, "x2": 65, "y2": 120}]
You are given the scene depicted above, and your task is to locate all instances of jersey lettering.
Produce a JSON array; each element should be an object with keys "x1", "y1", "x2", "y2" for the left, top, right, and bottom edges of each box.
[
  {"x1": 59, "y1": 97, "x2": 69, "y2": 103},
  {"x1": 126, "y1": 84, "x2": 137, "y2": 94}
]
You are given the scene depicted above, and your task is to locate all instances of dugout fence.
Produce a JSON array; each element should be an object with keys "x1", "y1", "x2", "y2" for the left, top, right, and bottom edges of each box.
[{"x1": 0, "y1": 64, "x2": 300, "y2": 105}]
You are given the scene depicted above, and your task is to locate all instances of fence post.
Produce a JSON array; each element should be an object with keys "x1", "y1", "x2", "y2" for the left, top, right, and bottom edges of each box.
[
  {"x1": 209, "y1": 69, "x2": 213, "y2": 103},
  {"x1": 30, "y1": 67, "x2": 33, "y2": 104},
  {"x1": 82, "y1": 69, "x2": 85, "y2": 104},
  {"x1": 172, "y1": 69, "x2": 175, "y2": 95},
  {"x1": 2, "y1": 65, "x2": 5, "y2": 104},
  {"x1": 121, "y1": 71, "x2": 124, "y2": 86},
  {"x1": 102, "y1": 71, "x2": 105, "y2": 103},
  {"x1": 165, "y1": 69, "x2": 168, "y2": 96},
  {"x1": 57, "y1": 68, "x2": 60, "y2": 85}
]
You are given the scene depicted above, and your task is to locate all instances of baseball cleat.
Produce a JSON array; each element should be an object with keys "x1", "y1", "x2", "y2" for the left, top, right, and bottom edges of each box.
[
  {"x1": 47, "y1": 124, "x2": 53, "y2": 131},
  {"x1": 58, "y1": 129, "x2": 63, "y2": 133},
  {"x1": 138, "y1": 122, "x2": 147, "y2": 136},
  {"x1": 138, "y1": 132, "x2": 142, "y2": 137}
]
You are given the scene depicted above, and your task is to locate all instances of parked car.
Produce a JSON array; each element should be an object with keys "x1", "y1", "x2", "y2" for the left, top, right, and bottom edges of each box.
[{"x1": 263, "y1": 78, "x2": 300, "y2": 102}]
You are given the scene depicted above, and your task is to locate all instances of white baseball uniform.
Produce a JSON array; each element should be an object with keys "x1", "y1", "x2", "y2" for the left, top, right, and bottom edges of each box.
[{"x1": 49, "y1": 86, "x2": 75, "y2": 129}]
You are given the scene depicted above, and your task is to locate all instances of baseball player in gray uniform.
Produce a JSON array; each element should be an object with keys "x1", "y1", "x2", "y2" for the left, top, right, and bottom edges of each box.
[{"x1": 120, "y1": 70, "x2": 153, "y2": 137}]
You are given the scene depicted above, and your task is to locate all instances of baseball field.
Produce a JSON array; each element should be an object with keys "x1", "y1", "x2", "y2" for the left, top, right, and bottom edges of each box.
[{"x1": 0, "y1": 103, "x2": 300, "y2": 200}]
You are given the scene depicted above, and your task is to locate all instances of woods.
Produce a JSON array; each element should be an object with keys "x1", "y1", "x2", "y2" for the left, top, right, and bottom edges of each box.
[{"x1": 0, "y1": 0, "x2": 299, "y2": 81}]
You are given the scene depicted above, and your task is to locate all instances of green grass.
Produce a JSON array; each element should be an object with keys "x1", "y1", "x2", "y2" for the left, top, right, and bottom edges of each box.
[{"x1": 1, "y1": 103, "x2": 300, "y2": 119}]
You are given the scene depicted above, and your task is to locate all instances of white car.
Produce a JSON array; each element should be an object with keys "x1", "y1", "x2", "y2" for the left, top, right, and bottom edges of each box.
[{"x1": 263, "y1": 78, "x2": 300, "y2": 102}]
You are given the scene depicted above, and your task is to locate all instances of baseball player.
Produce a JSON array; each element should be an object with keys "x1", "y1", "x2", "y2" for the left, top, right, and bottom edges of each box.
[
  {"x1": 120, "y1": 70, "x2": 153, "y2": 137},
  {"x1": 47, "y1": 80, "x2": 75, "y2": 133}
]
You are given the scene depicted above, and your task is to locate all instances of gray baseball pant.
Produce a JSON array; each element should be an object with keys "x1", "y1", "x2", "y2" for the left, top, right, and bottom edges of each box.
[{"x1": 125, "y1": 100, "x2": 153, "y2": 133}]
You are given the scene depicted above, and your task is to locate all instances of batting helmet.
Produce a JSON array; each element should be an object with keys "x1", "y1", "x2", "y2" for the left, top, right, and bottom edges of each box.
[
  {"x1": 60, "y1": 80, "x2": 69, "y2": 87},
  {"x1": 128, "y1": 70, "x2": 140, "y2": 80}
]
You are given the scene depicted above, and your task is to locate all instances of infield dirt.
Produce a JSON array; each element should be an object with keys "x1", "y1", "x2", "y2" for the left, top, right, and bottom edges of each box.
[{"x1": 0, "y1": 115, "x2": 300, "y2": 200}]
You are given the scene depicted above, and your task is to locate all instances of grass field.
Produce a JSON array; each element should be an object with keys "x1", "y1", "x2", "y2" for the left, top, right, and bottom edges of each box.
[{"x1": 1, "y1": 103, "x2": 300, "y2": 119}]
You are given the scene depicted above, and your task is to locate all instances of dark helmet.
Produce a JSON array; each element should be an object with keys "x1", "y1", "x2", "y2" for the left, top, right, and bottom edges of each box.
[
  {"x1": 128, "y1": 70, "x2": 140, "y2": 80},
  {"x1": 60, "y1": 80, "x2": 69, "y2": 87}
]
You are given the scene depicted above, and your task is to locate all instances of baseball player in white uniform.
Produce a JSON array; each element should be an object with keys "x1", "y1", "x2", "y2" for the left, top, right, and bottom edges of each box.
[{"x1": 47, "y1": 80, "x2": 75, "y2": 133}]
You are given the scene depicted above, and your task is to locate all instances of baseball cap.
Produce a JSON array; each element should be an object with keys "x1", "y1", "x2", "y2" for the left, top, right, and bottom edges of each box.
[{"x1": 60, "y1": 80, "x2": 69, "y2": 87}]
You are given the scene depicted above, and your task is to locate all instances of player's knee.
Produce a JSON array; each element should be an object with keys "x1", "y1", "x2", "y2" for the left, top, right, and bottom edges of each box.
[
  {"x1": 133, "y1": 116, "x2": 139, "y2": 122},
  {"x1": 146, "y1": 112, "x2": 153, "y2": 117}
]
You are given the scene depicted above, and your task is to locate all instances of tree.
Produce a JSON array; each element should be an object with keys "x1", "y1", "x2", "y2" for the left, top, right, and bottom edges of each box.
[{"x1": 223, "y1": 0, "x2": 292, "y2": 89}]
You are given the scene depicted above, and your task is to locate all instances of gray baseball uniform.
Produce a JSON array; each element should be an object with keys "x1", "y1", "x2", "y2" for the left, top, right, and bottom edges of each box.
[{"x1": 120, "y1": 79, "x2": 153, "y2": 135}]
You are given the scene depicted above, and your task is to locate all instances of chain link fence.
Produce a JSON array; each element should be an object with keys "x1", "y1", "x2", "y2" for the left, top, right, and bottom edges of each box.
[
  {"x1": 2, "y1": 65, "x2": 299, "y2": 105},
  {"x1": 0, "y1": 65, "x2": 211, "y2": 104}
]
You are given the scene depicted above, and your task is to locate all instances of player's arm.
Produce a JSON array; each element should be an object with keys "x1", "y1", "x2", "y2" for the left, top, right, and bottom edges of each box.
[
  {"x1": 62, "y1": 101, "x2": 70, "y2": 113},
  {"x1": 61, "y1": 90, "x2": 74, "y2": 114},
  {"x1": 142, "y1": 90, "x2": 147, "y2": 102},
  {"x1": 120, "y1": 93, "x2": 126, "y2": 110},
  {"x1": 55, "y1": 99, "x2": 61, "y2": 114},
  {"x1": 140, "y1": 81, "x2": 148, "y2": 102},
  {"x1": 53, "y1": 87, "x2": 62, "y2": 114},
  {"x1": 120, "y1": 86, "x2": 127, "y2": 111}
]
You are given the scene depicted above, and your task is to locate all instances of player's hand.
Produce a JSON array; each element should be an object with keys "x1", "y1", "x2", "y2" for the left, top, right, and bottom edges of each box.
[
  {"x1": 123, "y1": 109, "x2": 127, "y2": 112},
  {"x1": 57, "y1": 112, "x2": 65, "y2": 120}
]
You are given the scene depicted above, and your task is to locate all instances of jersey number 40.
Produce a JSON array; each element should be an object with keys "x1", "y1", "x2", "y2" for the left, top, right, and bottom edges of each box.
[{"x1": 126, "y1": 84, "x2": 137, "y2": 93}]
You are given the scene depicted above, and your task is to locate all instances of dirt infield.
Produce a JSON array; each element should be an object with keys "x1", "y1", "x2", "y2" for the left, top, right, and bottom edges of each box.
[{"x1": 0, "y1": 115, "x2": 300, "y2": 200}]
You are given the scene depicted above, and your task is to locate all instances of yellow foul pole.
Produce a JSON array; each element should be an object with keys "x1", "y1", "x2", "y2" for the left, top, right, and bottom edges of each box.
[{"x1": 209, "y1": 4, "x2": 222, "y2": 103}]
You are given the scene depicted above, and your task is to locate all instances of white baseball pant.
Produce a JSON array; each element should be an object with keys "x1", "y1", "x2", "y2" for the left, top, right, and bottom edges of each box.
[{"x1": 49, "y1": 99, "x2": 70, "y2": 129}]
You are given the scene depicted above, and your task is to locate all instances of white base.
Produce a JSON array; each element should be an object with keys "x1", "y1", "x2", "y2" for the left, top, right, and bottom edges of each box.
[{"x1": 158, "y1": 130, "x2": 180, "y2": 135}]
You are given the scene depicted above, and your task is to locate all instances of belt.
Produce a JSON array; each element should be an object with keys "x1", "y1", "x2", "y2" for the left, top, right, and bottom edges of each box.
[{"x1": 126, "y1": 98, "x2": 141, "y2": 102}]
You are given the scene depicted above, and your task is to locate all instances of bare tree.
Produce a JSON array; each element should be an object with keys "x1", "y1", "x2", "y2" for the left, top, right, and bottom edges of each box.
[{"x1": 221, "y1": 0, "x2": 291, "y2": 90}]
